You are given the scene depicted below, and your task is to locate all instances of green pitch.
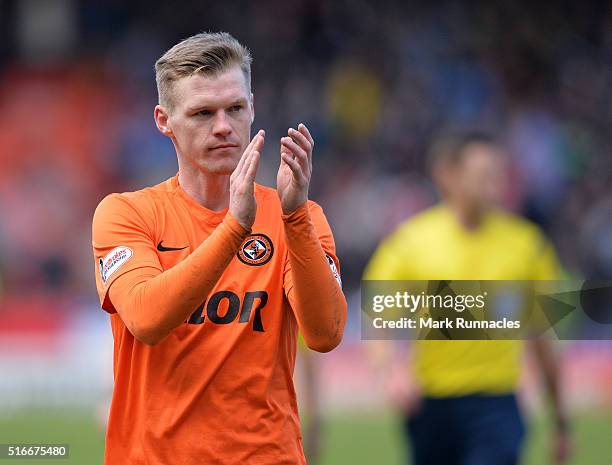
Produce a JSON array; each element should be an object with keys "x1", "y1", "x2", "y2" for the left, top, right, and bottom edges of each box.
[{"x1": 0, "y1": 408, "x2": 610, "y2": 464}]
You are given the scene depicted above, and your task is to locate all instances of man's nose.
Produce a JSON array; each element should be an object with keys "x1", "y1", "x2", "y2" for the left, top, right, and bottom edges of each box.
[{"x1": 212, "y1": 111, "x2": 232, "y2": 137}]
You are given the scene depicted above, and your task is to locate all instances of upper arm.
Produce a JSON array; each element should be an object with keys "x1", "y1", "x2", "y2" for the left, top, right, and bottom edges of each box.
[
  {"x1": 92, "y1": 194, "x2": 163, "y2": 313},
  {"x1": 363, "y1": 224, "x2": 412, "y2": 281}
]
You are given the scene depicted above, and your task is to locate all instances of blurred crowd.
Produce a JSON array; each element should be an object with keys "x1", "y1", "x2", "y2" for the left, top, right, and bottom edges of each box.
[{"x1": 0, "y1": 0, "x2": 611, "y2": 311}]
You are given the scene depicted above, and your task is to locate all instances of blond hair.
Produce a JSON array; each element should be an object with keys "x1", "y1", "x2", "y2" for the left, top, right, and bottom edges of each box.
[{"x1": 155, "y1": 32, "x2": 252, "y2": 109}]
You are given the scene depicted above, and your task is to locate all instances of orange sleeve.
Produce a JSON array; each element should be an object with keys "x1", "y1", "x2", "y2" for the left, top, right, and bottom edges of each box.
[
  {"x1": 282, "y1": 201, "x2": 346, "y2": 352},
  {"x1": 92, "y1": 194, "x2": 250, "y2": 344},
  {"x1": 92, "y1": 194, "x2": 164, "y2": 313}
]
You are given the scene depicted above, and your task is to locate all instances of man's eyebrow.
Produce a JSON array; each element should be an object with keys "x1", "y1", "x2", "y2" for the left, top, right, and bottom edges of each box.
[
  {"x1": 187, "y1": 98, "x2": 247, "y2": 113},
  {"x1": 227, "y1": 98, "x2": 247, "y2": 106},
  {"x1": 187, "y1": 103, "x2": 211, "y2": 113}
]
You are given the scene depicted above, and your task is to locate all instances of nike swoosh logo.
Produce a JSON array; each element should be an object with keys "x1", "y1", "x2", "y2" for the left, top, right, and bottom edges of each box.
[{"x1": 157, "y1": 241, "x2": 188, "y2": 252}]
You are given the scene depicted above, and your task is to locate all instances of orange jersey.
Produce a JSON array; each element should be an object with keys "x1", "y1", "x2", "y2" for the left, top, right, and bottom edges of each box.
[{"x1": 92, "y1": 174, "x2": 341, "y2": 465}]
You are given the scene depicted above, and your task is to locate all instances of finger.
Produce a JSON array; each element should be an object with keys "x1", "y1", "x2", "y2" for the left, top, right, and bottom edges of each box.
[
  {"x1": 235, "y1": 130, "x2": 264, "y2": 177},
  {"x1": 298, "y1": 123, "x2": 314, "y2": 147},
  {"x1": 243, "y1": 130, "x2": 264, "y2": 167},
  {"x1": 297, "y1": 124, "x2": 313, "y2": 170},
  {"x1": 234, "y1": 137, "x2": 255, "y2": 177},
  {"x1": 281, "y1": 137, "x2": 309, "y2": 172},
  {"x1": 243, "y1": 150, "x2": 260, "y2": 185},
  {"x1": 288, "y1": 127, "x2": 311, "y2": 154},
  {"x1": 236, "y1": 132, "x2": 263, "y2": 179},
  {"x1": 281, "y1": 152, "x2": 304, "y2": 181},
  {"x1": 253, "y1": 129, "x2": 266, "y2": 153},
  {"x1": 243, "y1": 131, "x2": 265, "y2": 177}
]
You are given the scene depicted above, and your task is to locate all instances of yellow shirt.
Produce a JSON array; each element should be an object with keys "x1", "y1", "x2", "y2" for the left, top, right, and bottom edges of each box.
[{"x1": 364, "y1": 204, "x2": 560, "y2": 396}]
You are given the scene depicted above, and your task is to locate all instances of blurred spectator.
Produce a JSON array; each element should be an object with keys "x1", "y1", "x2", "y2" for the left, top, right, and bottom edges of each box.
[{"x1": 0, "y1": 0, "x2": 610, "y2": 306}]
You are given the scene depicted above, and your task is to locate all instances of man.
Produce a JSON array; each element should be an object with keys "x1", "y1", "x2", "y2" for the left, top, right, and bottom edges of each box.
[
  {"x1": 92, "y1": 32, "x2": 346, "y2": 465},
  {"x1": 364, "y1": 132, "x2": 570, "y2": 465}
]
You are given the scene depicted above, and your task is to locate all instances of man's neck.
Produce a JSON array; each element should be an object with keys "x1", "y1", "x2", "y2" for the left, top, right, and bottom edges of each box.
[
  {"x1": 446, "y1": 199, "x2": 485, "y2": 231},
  {"x1": 178, "y1": 167, "x2": 231, "y2": 212}
]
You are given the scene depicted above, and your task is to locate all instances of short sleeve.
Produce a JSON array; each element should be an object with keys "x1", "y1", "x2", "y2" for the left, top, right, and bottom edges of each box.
[
  {"x1": 530, "y1": 232, "x2": 562, "y2": 280},
  {"x1": 363, "y1": 223, "x2": 413, "y2": 280},
  {"x1": 92, "y1": 194, "x2": 163, "y2": 313},
  {"x1": 283, "y1": 200, "x2": 342, "y2": 294}
]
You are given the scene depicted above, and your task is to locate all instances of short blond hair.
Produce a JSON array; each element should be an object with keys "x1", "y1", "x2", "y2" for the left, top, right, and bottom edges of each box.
[{"x1": 155, "y1": 32, "x2": 252, "y2": 109}]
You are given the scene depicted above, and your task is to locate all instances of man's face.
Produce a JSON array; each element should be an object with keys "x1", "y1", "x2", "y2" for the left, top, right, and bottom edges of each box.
[
  {"x1": 160, "y1": 65, "x2": 253, "y2": 175},
  {"x1": 442, "y1": 143, "x2": 506, "y2": 211}
]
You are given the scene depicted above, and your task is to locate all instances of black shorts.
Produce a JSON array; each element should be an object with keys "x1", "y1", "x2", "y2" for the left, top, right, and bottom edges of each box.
[{"x1": 405, "y1": 394, "x2": 525, "y2": 465}]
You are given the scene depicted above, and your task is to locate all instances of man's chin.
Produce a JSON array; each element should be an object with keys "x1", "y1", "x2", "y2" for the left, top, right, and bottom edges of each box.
[
  {"x1": 199, "y1": 154, "x2": 240, "y2": 175},
  {"x1": 216, "y1": 167, "x2": 237, "y2": 175},
  {"x1": 202, "y1": 162, "x2": 239, "y2": 176}
]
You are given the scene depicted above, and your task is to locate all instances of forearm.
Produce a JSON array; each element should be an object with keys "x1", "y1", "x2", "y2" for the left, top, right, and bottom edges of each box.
[
  {"x1": 283, "y1": 203, "x2": 347, "y2": 352},
  {"x1": 109, "y1": 213, "x2": 249, "y2": 344},
  {"x1": 531, "y1": 339, "x2": 568, "y2": 430}
]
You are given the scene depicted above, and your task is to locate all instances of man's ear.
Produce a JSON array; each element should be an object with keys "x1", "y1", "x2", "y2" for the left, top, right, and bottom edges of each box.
[
  {"x1": 154, "y1": 105, "x2": 173, "y2": 137},
  {"x1": 250, "y1": 92, "x2": 255, "y2": 124},
  {"x1": 432, "y1": 162, "x2": 452, "y2": 196}
]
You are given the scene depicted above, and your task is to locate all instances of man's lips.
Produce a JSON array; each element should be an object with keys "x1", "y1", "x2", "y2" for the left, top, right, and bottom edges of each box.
[{"x1": 210, "y1": 144, "x2": 239, "y2": 150}]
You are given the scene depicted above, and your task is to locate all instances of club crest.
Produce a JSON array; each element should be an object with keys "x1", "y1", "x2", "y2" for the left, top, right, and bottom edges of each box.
[{"x1": 238, "y1": 234, "x2": 274, "y2": 266}]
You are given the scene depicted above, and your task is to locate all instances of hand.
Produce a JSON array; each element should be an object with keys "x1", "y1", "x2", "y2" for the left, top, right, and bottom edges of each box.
[
  {"x1": 277, "y1": 123, "x2": 313, "y2": 215},
  {"x1": 229, "y1": 130, "x2": 264, "y2": 229},
  {"x1": 384, "y1": 367, "x2": 422, "y2": 416},
  {"x1": 552, "y1": 427, "x2": 572, "y2": 464}
]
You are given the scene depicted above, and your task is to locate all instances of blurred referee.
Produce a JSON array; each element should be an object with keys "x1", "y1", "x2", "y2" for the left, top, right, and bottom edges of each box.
[{"x1": 364, "y1": 132, "x2": 571, "y2": 465}]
